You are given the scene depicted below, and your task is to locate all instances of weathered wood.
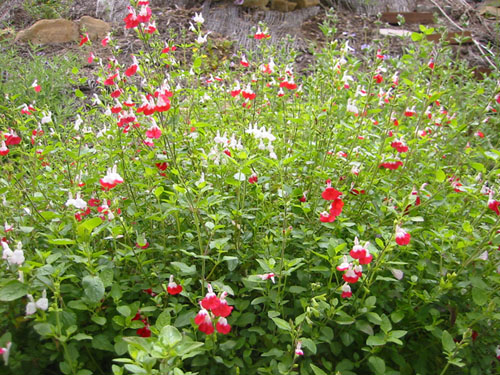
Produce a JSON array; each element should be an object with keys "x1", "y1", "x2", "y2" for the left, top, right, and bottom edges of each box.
[
  {"x1": 426, "y1": 31, "x2": 472, "y2": 45},
  {"x1": 381, "y1": 12, "x2": 434, "y2": 25},
  {"x1": 340, "y1": 0, "x2": 415, "y2": 16}
]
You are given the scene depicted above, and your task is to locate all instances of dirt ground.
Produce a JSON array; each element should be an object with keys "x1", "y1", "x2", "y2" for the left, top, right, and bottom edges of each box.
[{"x1": 0, "y1": 0, "x2": 498, "y2": 76}]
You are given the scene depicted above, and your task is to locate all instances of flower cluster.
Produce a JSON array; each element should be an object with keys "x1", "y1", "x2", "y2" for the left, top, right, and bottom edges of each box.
[
  {"x1": 336, "y1": 237, "x2": 373, "y2": 298},
  {"x1": 26, "y1": 290, "x2": 49, "y2": 316},
  {"x1": 1, "y1": 241, "x2": 25, "y2": 267},
  {"x1": 100, "y1": 165, "x2": 124, "y2": 190},
  {"x1": 319, "y1": 180, "x2": 344, "y2": 222},
  {"x1": 194, "y1": 284, "x2": 233, "y2": 335}
]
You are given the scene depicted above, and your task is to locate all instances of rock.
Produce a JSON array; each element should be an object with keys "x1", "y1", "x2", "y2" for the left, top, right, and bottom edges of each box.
[
  {"x1": 379, "y1": 28, "x2": 412, "y2": 37},
  {"x1": 96, "y1": 0, "x2": 129, "y2": 23},
  {"x1": 242, "y1": 0, "x2": 269, "y2": 10},
  {"x1": 15, "y1": 19, "x2": 79, "y2": 44},
  {"x1": 271, "y1": 0, "x2": 297, "y2": 11},
  {"x1": 296, "y1": 0, "x2": 320, "y2": 9},
  {"x1": 77, "y1": 15, "x2": 111, "y2": 41}
]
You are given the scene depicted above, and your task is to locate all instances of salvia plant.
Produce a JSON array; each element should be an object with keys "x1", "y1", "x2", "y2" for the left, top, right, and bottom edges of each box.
[{"x1": 0, "y1": 1, "x2": 499, "y2": 375}]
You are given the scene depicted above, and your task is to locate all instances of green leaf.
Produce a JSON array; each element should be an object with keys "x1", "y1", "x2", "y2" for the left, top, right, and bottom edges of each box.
[
  {"x1": 171, "y1": 262, "x2": 197, "y2": 275},
  {"x1": 117, "y1": 306, "x2": 131, "y2": 317},
  {"x1": 0, "y1": 280, "x2": 28, "y2": 301},
  {"x1": 442, "y1": 330, "x2": 456, "y2": 353},
  {"x1": 160, "y1": 325, "x2": 182, "y2": 346},
  {"x1": 436, "y1": 169, "x2": 446, "y2": 183},
  {"x1": 48, "y1": 238, "x2": 76, "y2": 245},
  {"x1": 82, "y1": 275, "x2": 105, "y2": 304},
  {"x1": 261, "y1": 348, "x2": 284, "y2": 357},
  {"x1": 77, "y1": 217, "x2": 102, "y2": 238},
  {"x1": 368, "y1": 356, "x2": 386, "y2": 375},
  {"x1": 75, "y1": 89, "x2": 85, "y2": 98},
  {"x1": 411, "y1": 32, "x2": 423, "y2": 41},
  {"x1": 310, "y1": 363, "x2": 328, "y2": 375},
  {"x1": 271, "y1": 317, "x2": 291, "y2": 331},
  {"x1": 73, "y1": 333, "x2": 92, "y2": 341},
  {"x1": 380, "y1": 314, "x2": 392, "y2": 333},
  {"x1": 366, "y1": 334, "x2": 386, "y2": 346},
  {"x1": 391, "y1": 311, "x2": 404, "y2": 323},
  {"x1": 365, "y1": 296, "x2": 377, "y2": 308},
  {"x1": 92, "y1": 334, "x2": 114, "y2": 352},
  {"x1": 91, "y1": 315, "x2": 106, "y2": 325},
  {"x1": 472, "y1": 287, "x2": 487, "y2": 306},
  {"x1": 355, "y1": 320, "x2": 374, "y2": 335},
  {"x1": 300, "y1": 338, "x2": 317, "y2": 354}
]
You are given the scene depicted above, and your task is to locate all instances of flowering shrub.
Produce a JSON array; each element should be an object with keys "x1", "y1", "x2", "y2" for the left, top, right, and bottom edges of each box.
[{"x1": 0, "y1": 3, "x2": 499, "y2": 375}]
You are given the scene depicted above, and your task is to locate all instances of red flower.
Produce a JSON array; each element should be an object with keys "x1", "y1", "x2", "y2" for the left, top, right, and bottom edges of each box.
[
  {"x1": 155, "y1": 94, "x2": 170, "y2": 112},
  {"x1": 137, "y1": 326, "x2": 151, "y2": 337},
  {"x1": 99, "y1": 165, "x2": 124, "y2": 190},
  {"x1": 341, "y1": 283, "x2": 352, "y2": 298},
  {"x1": 136, "y1": 241, "x2": 149, "y2": 249},
  {"x1": 373, "y1": 74, "x2": 383, "y2": 83},
  {"x1": 342, "y1": 268, "x2": 359, "y2": 283},
  {"x1": 79, "y1": 33, "x2": 89, "y2": 46},
  {"x1": 103, "y1": 72, "x2": 119, "y2": 86},
  {"x1": 146, "y1": 123, "x2": 162, "y2": 139},
  {"x1": 380, "y1": 161, "x2": 403, "y2": 170},
  {"x1": 125, "y1": 56, "x2": 139, "y2": 77},
  {"x1": 488, "y1": 192, "x2": 500, "y2": 215},
  {"x1": 428, "y1": 58, "x2": 435, "y2": 69},
  {"x1": 194, "y1": 307, "x2": 214, "y2": 335},
  {"x1": 322, "y1": 179, "x2": 342, "y2": 200},
  {"x1": 201, "y1": 284, "x2": 220, "y2": 310},
  {"x1": 4, "y1": 129, "x2": 21, "y2": 146},
  {"x1": 248, "y1": 173, "x2": 258, "y2": 184},
  {"x1": 155, "y1": 162, "x2": 168, "y2": 171},
  {"x1": 320, "y1": 211, "x2": 336, "y2": 223},
  {"x1": 215, "y1": 317, "x2": 231, "y2": 334},
  {"x1": 0, "y1": 142, "x2": 9, "y2": 156},
  {"x1": 330, "y1": 198, "x2": 344, "y2": 217},
  {"x1": 167, "y1": 275, "x2": 183, "y2": 295},
  {"x1": 395, "y1": 225, "x2": 411, "y2": 246},
  {"x1": 31, "y1": 79, "x2": 41, "y2": 92},
  {"x1": 349, "y1": 237, "x2": 367, "y2": 259},
  {"x1": 211, "y1": 292, "x2": 233, "y2": 317},
  {"x1": 240, "y1": 55, "x2": 249, "y2": 67},
  {"x1": 254, "y1": 27, "x2": 270, "y2": 40},
  {"x1": 391, "y1": 139, "x2": 408, "y2": 153},
  {"x1": 299, "y1": 192, "x2": 307, "y2": 202},
  {"x1": 124, "y1": 6, "x2": 140, "y2": 29}
]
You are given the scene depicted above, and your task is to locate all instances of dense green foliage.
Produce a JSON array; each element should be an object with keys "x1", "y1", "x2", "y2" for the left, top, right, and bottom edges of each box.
[{"x1": 0, "y1": 4, "x2": 499, "y2": 375}]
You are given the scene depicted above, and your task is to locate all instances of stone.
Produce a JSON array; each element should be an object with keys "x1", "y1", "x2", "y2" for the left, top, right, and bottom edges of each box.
[
  {"x1": 271, "y1": 0, "x2": 297, "y2": 12},
  {"x1": 14, "y1": 19, "x2": 79, "y2": 44},
  {"x1": 295, "y1": 0, "x2": 320, "y2": 9},
  {"x1": 242, "y1": 0, "x2": 269, "y2": 9},
  {"x1": 96, "y1": 0, "x2": 130, "y2": 23},
  {"x1": 77, "y1": 16, "x2": 111, "y2": 41},
  {"x1": 379, "y1": 28, "x2": 412, "y2": 37}
]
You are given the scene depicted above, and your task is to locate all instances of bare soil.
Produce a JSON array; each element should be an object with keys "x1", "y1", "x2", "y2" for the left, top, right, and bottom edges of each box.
[{"x1": 0, "y1": 0, "x2": 498, "y2": 77}]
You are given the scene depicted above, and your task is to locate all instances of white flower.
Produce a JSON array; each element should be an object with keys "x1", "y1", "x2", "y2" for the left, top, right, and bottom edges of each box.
[
  {"x1": 36, "y1": 290, "x2": 49, "y2": 311},
  {"x1": 26, "y1": 295, "x2": 37, "y2": 316},
  {"x1": 74, "y1": 114, "x2": 83, "y2": 131},
  {"x1": 41, "y1": 111, "x2": 52, "y2": 124},
  {"x1": 196, "y1": 33, "x2": 209, "y2": 44},
  {"x1": 65, "y1": 192, "x2": 87, "y2": 210},
  {"x1": 193, "y1": 12, "x2": 204, "y2": 24}
]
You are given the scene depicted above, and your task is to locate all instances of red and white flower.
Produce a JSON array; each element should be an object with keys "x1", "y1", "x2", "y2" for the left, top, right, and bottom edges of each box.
[
  {"x1": 201, "y1": 283, "x2": 220, "y2": 310},
  {"x1": 395, "y1": 225, "x2": 411, "y2": 246},
  {"x1": 167, "y1": 274, "x2": 183, "y2": 295},
  {"x1": 215, "y1": 317, "x2": 231, "y2": 334},
  {"x1": 146, "y1": 121, "x2": 162, "y2": 139},
  {"x1": 212, "y1": 292, "x2": 233, "y2": 317},
  {"x1": 194, "y1": 306, "x2": 214, "y2": 334},
  {"x1": 294, "y1": 341, "x2": 304, "y2": 356},
  {"x1": 341, "y1": 283, "x2": 352, "y2": 298},
  {"x1": 125, "y1": 55, "x2": 139, "y2": 77},
  {"x1": 100, "y1": 165, "x2": 124, "y2": 190},
  {"x1": 31, "y1": 79, "x2": 41, "y2": 92}
]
